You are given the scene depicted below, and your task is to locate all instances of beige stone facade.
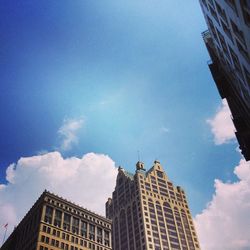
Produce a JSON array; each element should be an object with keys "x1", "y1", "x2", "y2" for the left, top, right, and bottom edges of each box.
[
  {"x1": 1, "y1": 191, "x2": 112, "y2": 250},
  {"x1": 106, "y1": 161, "x2": 200, "y2": 250}
]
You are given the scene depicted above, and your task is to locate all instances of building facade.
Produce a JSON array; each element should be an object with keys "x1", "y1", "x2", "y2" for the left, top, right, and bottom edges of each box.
[
  {"x1": 106, "y1": 161, "x2": 200, "y2": 250},
  {"x1": 199, "y1": 0, "x2": 250, "y2": 160},
  {"x1": 1, "y1": 191, "x2": 112, "y2": 250}
]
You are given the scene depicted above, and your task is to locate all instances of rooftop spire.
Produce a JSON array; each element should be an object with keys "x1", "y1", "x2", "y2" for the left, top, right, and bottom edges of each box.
[{"x1": 136, "y1": 161, "x2": 145, "y2": 171}]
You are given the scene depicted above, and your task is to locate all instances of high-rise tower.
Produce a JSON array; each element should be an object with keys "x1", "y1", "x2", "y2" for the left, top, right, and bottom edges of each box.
[
  {"x1": 106, "y1": 161, "x2": 200, "y2": 250},
  {"x1": 199, "y1": 0, "x2": 250, "y2": 160}
]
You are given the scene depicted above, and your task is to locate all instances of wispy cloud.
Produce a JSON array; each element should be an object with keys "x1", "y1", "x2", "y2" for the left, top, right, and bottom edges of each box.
[
  {"x1": 194, "y1": 159, "x2": 250, "y2": 250},
  {"x1": 206, "y1": 99, "x2": 236, "y2": 145},
  {"x1": 58, "y1": 118, "x2": 84, "y2": 151},
  {"x1": 160, "y1": 126, "x2": 170, "y2": 133},
  {"x1": 36, "y1": 149, "x2": 49, "y2": 155}
]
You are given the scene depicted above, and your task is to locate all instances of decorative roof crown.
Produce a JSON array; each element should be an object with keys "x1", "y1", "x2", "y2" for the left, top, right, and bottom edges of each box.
[{"x1": 136, "y1": 161, "x2": 145, "y2": 171}]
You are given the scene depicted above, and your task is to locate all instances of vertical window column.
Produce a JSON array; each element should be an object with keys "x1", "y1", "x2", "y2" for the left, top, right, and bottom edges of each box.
[
  {"x1": 80, "y1": 220, "x2": 88, "y2": 238},
  {"x1": 41, "y1": 205, "x2": 47, "y2": 224},
  {"x1": 44, "y1": 205, "x2": 53, "y2": 224},
  {"x1": 180, "y1": 210, "x2": 195, "y2": 250},
  {"x1": 63, "y1": 213, "x2": 71, "y2": 231},
  {"x1": 89, "y1": 224, "x2": 95, "y2": 241},
  {"x1": 97, "y1": 227, "x2": 103, "y2": 244},
  {"x1": 54, "y1": 209, "x2": 62, "y2": 228},
  {"x1": 113, "y1": 217, "x2": 120, "y2": 250},
  {"x1": 72, "y1": 217, "x2": 79, "y2": 234},
  {"x1": 104, "y1": 230, "x2": 110, "y2": 247}
]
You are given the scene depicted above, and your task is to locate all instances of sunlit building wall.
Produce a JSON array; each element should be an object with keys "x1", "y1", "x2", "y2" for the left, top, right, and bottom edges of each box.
[
  {"x1": 106, "y1": 161, "x2": 200, "y2": 250},
  {"x1": 1, "y1": 191, "x2": 112, "y2": 250}
]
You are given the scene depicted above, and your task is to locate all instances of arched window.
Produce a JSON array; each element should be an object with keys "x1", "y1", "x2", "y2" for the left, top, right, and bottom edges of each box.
[{"x1": 148, "y1": 198, "x2": 153, "y2": 203}]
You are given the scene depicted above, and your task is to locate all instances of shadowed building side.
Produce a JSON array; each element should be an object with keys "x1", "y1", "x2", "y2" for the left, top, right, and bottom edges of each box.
[{"x1": 199, "y1": 0, "x2": 250, "y2": 160}]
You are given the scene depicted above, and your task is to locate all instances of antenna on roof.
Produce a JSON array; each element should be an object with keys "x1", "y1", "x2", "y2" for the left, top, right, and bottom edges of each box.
[
  {"x1": 155, "y1": 154, "x2": 160, "y2": 162},
  {"x1": 137, "y1": 150, "x2": 140, "y2": 162}
]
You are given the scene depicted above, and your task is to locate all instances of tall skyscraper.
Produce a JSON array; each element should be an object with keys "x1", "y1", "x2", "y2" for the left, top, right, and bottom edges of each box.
[
  {"x1": 106, "y1": 161, "x2": 200, "y2": 250},
  {"x1": 1, "y1": 191, "x2": 112, "y2": 250},
  {"x1": 199, "y1": 0, "x2": 250, "y2": 160}
]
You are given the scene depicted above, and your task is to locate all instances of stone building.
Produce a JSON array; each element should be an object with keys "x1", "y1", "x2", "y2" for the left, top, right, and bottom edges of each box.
[
  {"x1": 1, "y1": 190, "x2": 112, "y2": 250},
  {"x1": 106, "y1": 161, "x2": 200, "y2": 250}
]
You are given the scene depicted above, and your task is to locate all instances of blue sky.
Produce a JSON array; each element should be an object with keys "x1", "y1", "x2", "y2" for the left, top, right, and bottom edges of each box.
[{"x1": 0, "y1": 0, "x2": 241, "y2": 220}]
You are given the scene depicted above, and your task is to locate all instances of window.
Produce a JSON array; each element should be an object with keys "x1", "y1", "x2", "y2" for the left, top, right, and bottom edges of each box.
[
  {"x1": 44, "y1": 206, "x2": 53, "y2": 224},
  {"x1": 208, "y1": 4, "x2": 219, "y2": 23},
  {"x1": 54, "y1": 209, "x2": 62, "y2": 227},
  {"x1": 104, "y1": 230, "x2": 110, "y2": 246},
  {"x1": 240, "y1": 0, "x2": 250, "y2": 26},
  {"x1": 80, "y1": 221, "x2": 87, "y2": 237},
  {"x1": 236, "y1": 40, "x2": 250, "y2": 62},
  {"x1": 97, "y1": 227, "x2": 103, "y2": 244},
  {"x1": 215, "y1": 1, "x2": 228, "y2": 24},
  {"x1": 229, "y1": 48, "x2": 242, "y2": 74},
  {"x1": 145, "y1": 182, "x2": 151, "y2": 191},
  {"x1": 89, "y1": 224, "x2": 95, "y2": 240},
  {"x1": 243, "y1": 66, "x2": 250, "y2": 84},
  {"x1": 221, "y1": 20, "x2": 233, "y2": 41},
  {"x1": 231, "y1": 19, "x2": 246, "y2": 46},
  {"x1": 72, "y1": 217, "x2": 79, "y2": 234},
  {"x1": 217, "y1": 29, "x2": 230, "y2": 59},
  {"x1": 63, "y1": 213, "x2": 71, "y2": 231},
  {"x1": 225, "y1": 0, "x2": 238, "y2": 14},
  {"x1": 208, "y1": 0, "x2": 215, "y2": 8},
  {"x1": 51, "y1": 239, "x2": 55, "y2": 246},
  {"x1": 156, "y1": 171, "x2": 164, "y2": 178},
  {"x1": 201, "y1": 0, "x2": 208, "y2": 10}
]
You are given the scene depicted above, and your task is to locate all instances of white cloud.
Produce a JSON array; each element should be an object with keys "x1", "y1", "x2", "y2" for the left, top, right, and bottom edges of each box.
[
  {"x1": 58, "y1": 118, "x2": 84, "y2": 151},
  {"x1": 207, "y1": 99, "x2": 236, "y2": 145},
  {"x1": 194, "y1": 159, "x2": 250, "y2": 250},
  {"x1": 5, "y1": 164, "x2": 16, "y2": 183},
  {"x1": 0, "y1": 152, "x2": 117, "y2": 242}
]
